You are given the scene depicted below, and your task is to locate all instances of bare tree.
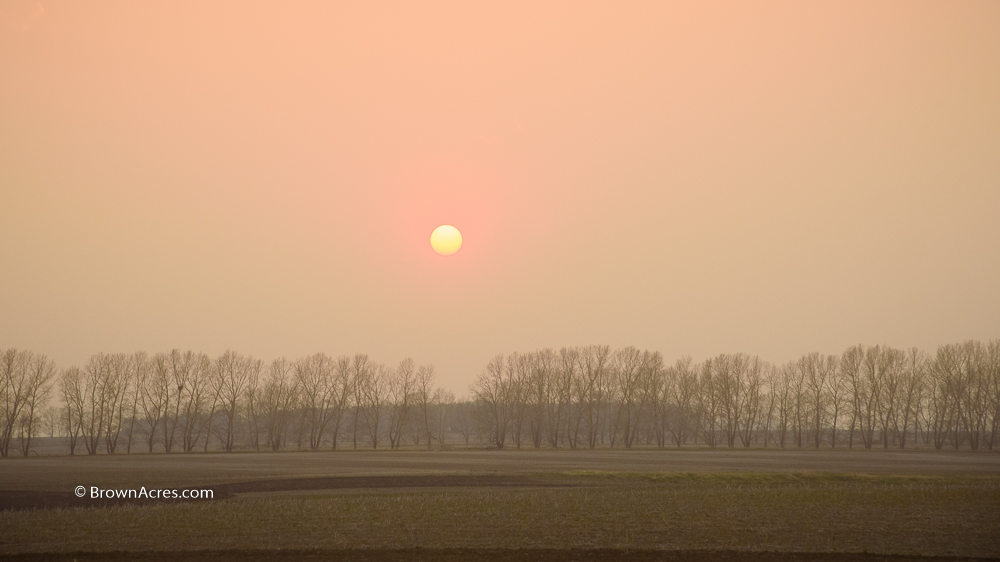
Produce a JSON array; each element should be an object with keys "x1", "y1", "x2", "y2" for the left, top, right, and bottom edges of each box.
[
  {"x1": 471, "y1": 354, "x2": 513, "y2": 449},
  {"x1": 876, "y1": 347, "x2": 905, "y2": 449},
  {"x1": 138, "y1": 354, "x2": 169, "y2": 453},
  {"x1": 956, "y1": 341, "x2": 990, "y2": 450},
  {"x1": 840, "y1": 345, "x2": 864, "y2": 448},
  {"x1": 59, "y1": 367, "x2": 83, "y2": 455},
  {"x1": 893, "y1": 348, "x2": 926, "y2": 448},
  {"x1": 760, "y1": 367, "x2": 778, "y2": 447},
  {"x1": 159, "y1": 350, "x2": 191, "y2": 453},
  {"x1": 666, "y1": 357, "x2": 698, "y2": 448},
  {"x1": 260, "y1": 358, "x2": 299, "y2": 450},
  {"x1": 14, "y1": 353, "x2": 56, "y2": 457},
  {"x1": 697, "y1": 359, "x2": 721, "y2": 448},
  {"x1": 772, "y1": 362, "x2": 795, "y2": 448},
  {"x1": 244, "y1": 359, "x2": 264, "y2": 451},
  {"x1": 559, "y1": 347, "x2": 583, "y2": 448},
  {"x1": 433, "y1": 387, "x2": 455, "y2": 445},
  {"x1": 358, "y1": 362, "x2": 389, "y2": 448},
  {"x1": 349, "y1": 354, "x2": 371, "y2": 449},
  {"x1": 295, "y1": 353, "x2": 345, "y2": 450},
  {"x1": 578, "y1": 345, "x2": 611, "y2": 449},
  {"x1": 986, "y1": 340, "x2": 1000, "y2": 450},
  {"x1": 122, "y1": 352, "x2": 149, "y2": 453},
  {"x1": 76, "y1": 354, "x2": 113, "y2": 455},
  {"x1": 0, "y1": 349, "x2": 28, "y2": 457},
  {"x1": 102, "y1": 353, "x2": 133, "y2": 454},
  {"x1": 414, "y1": 363, "x2": 437, "y2": 448},
  {"x1": 523, "y1": 350, "x2": 552, "y2": 449},
  {"x1": 545, "y1": 349, "x2": 573, "y2": 448},
  {"x1": 789, "y1": 359, "x2": 807, "y2": 448},
  {"x1": 928, "y1": 346, "x2": 959, "y2": 449},
  {"x1": 736, "y1": 355, "x2": 765, "y2": 448},
  {"x1": 826, "y1": 355, "x2": 847, "y2": 447},
  {"x1": 612, "y1": 348, "x2": 659, "y2": 449},
  {"x1": 799, "y1": 353, "x2": 829, "y2": 449},
  {"x1": 186, "y1": 354, "x2": 216, "y2": 453},
  {"x1": 453, "y1": 398, "x2": 475, "y2": 445},
  {"x1": 211, "y1": 350, "x2": 261, "y2": 453},
  {"x1": 42, "y1": 405, "x2": 60, "y2": 438},
  {"x1": 387, "y1": 358, "x2": 416, "y2": 449},
  {"x1": 506, "y1": 353, "x2": 530, "y2": 449},
  {"x1": 328, "y1": 356, "x2": 353, "y2": 449}
]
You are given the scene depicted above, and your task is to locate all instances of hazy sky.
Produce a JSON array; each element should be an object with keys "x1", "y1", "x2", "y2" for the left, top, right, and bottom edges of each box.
[{"x1": 2, "y1": 2, "x2": 998, "y2": 393}]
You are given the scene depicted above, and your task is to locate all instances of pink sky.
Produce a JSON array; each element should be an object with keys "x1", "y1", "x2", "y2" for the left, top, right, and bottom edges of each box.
[{"x1": 2, "y1": 1, "x2": 998, "y2": 393}]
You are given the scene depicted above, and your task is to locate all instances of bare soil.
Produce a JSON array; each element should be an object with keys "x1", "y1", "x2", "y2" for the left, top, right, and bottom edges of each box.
[
  {"x1": 1, "y1": 450, "x2": 997, "y2": 559},
  {"x1": 0, "y1": 549, "x2": 994, "y2": 562},
  {"x1": 0, "y1": 474, "x2": 576, "y2": 511},
  {"x1": 2, "y1": 448, "x2": 997, "y2": 493}
]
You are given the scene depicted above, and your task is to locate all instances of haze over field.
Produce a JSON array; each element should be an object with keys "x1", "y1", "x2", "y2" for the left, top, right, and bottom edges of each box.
[{"x1": 2, "y1": 1, "x2": 998, "y2": 392}]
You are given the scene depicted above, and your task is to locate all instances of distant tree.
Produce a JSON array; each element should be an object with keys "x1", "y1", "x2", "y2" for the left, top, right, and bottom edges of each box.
[
  {"x1": 14, "y1": 353, "x2": 56, "y2": 457},
  {"x1": 452, "y1": 398, "x2": 476, "y2": 445},
  {"x1": 697, "y1": 359, "x2": 721, "y2": 448},
  {"x1": 506, "y1": 353, "x2": 530, "y2": 449},
  {"x1": 826, "y1": 355, "x2": 847, "y2": 448},
  {"x1": 358, "y1": 363, "x2": 389, "y2": 448},
  {"x1": 414, "y1": 363, "x2": 437, "y2": 449},
  {"x1": 669, "y1": 357, "x2": 699, "y2": 448},
  {"x1": 42, "y1": 405, "x2": 60, "y2": 438},
  {"x1": 387, "y1": 358, "x2": 416, "y2": 449},
  {"x1": 349, "y1": 354, "x2": 372, "y2": 449},
  {"x1": 211, "y1": 350, "x2": 261, "y2": 453},
  {"x1": 610, "y1": 347, "x2": 643, "y2": 449},
  {"x1": 59, "y1": 367, "x2": 83, "y2": 455},
  {"x1": 559, "y1": 347, "x2": 583, "y2": 448},
  {"x1": 138, "y1": 355, "x2": 168, "y2": 453},
  {"x1": 893, "y1": 348, "x2": 926, "y2": 448},
  {"x1": 578, "y1": 345, "x2": 611, "y2": 449},
  {"x1": 525, "y1": 350, "x2": 554, "y2": 449},
  {"x1": 159, "y1": 350, "x2": 192, "y2": 453},
  {"x1": 2, "y1": 350, "x2": 55, "y2": 457},
  {"x1": 102, "y1": 353, "x2": 133, "y2": 454},
  {"x1": 295, "y1": 353, "x2": 341, "y2": 450},
  {"x1": 471, "y1": 354, "x2": 513, "y2": 449},
  {"x1": 772, "y1": 363, "x2": 794, "y2": 449},
  {"x1": 433, "y1": 388, "x2": 455, "y2": 445},
  {"x1": 986, "y1": 340, "x2": 1000, "y2": 450},
  {"x1": 122, "y1": 352, "x2": 149, "y2": 454},
  {"x1": 261, "y1": 357, "x2": 299, "y2": 451}
]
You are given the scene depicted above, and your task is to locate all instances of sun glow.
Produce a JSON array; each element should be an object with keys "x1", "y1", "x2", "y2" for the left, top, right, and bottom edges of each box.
[{"x1": 430, "y1": 225, "x2": 462, "y2": 255}]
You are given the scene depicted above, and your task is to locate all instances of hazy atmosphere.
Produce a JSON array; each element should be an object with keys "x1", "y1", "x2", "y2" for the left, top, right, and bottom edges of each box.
[
  {"x1": 3, "y1": 4, "x2": 1000, "y2": 562},
  {"x1": 2, "y1": 1, "x2": 998, "y2": 391}
]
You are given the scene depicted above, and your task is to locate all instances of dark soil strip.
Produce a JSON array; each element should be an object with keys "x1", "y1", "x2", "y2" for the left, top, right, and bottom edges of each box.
[
  {"x1": 0, "y1": 550, "x2": 993, "y2": 562},
  {"x1": 217, "y1": 473, "x2": 571, "y2": 494},
  {"x1": 0, "y1": 474, "x2": 571, "y2": 511}
]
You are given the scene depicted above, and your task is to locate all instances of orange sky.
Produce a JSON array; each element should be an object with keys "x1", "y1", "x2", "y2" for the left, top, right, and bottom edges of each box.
[{"x1": 2, "y1": 1, "x2": 998, "y2": 393}]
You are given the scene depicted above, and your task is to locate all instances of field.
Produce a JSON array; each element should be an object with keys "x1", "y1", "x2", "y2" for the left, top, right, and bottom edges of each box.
[{"x1": 1, "y1": 448, "x2": 999, "y2": 561}]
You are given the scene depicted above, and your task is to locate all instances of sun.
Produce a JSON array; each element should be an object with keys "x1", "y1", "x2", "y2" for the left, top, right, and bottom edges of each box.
[{"x1": 430, "y1": 225, "x2": 462, "y2": 255}]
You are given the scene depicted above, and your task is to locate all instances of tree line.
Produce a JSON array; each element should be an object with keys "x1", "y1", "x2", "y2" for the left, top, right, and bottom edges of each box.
[
  {"x1": 1, "y1": 350, "x2": 461, "y2": 457},
  {"x1": 471, "y1": 342, "x2": 1000, "y2": 451},
  {"x1": 1, "y1": 340, "x2": 998, "y2": 456}
]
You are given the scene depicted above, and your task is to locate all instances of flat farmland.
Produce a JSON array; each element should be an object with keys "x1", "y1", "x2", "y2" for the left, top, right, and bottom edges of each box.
[
  {"x1": 2, "y1": 448, "x2": 998, "y2": 491},
  {"x1": 1, "y1": 449, "x2": 999, "y2": 561}
]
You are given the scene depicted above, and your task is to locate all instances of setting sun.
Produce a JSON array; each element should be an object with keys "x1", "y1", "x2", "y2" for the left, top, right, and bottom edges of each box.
[{"x1": 430, "y1": 225, "x2": 462, "y2": 255}]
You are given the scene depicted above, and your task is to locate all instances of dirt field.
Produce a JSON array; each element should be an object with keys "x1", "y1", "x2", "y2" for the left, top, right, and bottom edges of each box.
[
  {"x1": 0, "y1": 550, "x2": 992, "y2": 562},
  {"x1": 1, "y1": 449, "x2": 998, "y2": 561},
  {"x1": 2, "y1": 448, "x2": 997, "y2": 492}
]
